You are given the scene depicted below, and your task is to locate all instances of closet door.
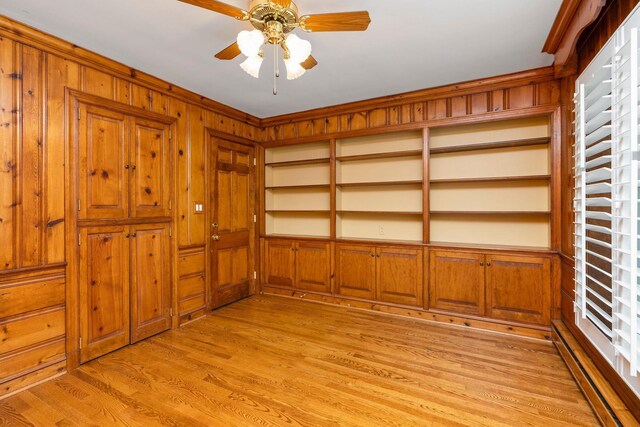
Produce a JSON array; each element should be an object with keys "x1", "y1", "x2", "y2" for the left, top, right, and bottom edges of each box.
[
  {"x1": 79, "y1": 226, "x2": 130, "y2": 363},
  {"x1": 78, "y1": 105, "x2": 128, "y2": 219},
  {"x1": 130, "y1": 223, "x2": 172, "y2": 343},
  {"x1": 130, "y1": 117, "x2": 171, "y2": 218}
]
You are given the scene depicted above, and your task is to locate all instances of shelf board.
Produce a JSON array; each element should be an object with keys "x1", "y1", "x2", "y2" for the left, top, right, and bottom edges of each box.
[
  {"x1": 265, "y1": 158, "x2": 330, "y2": 167},
  {"x1": 429, "y1": 137, "x2": 550, "y2": 155},
  {"x1": 428, "y1": 241, "x2": 553, "y2": 252},
  {"x1": 266, "y1": 184, "x2": 330, "y2": 190},
  {"x1": 336, "y1": 237, "x2": 424, "y2": 245},
  {"x1": 336, "y1": 180, "x2": 423, "y2": 188},
  {"x1": 430, "y1": 175, "x2": 551, "y2": 184},
  {"x1": 266, "y1": 210, "x2": 331, "y2": 214},
  {"x1": 337, "y1": 210, "x2": 423, "y2": 216},
  {"x1": 430, "y1": 210, "x2": 550, "y2": 216},
  {"x1": 336, "y1": 150, "x2": 423, "y2": 162},
  {"x1": 265, "y1": 234, "x2": 330, "y2": 240}
]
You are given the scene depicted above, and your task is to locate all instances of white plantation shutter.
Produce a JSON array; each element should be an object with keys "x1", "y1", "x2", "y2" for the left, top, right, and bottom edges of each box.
[{"x1": 575, "y1": 10, "x2": 640, "y2": 391}]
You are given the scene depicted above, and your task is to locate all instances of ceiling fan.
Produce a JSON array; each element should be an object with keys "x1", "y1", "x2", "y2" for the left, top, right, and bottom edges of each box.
[{"x1": 178, "y1": 0, "x2": 371, "y2": 92}]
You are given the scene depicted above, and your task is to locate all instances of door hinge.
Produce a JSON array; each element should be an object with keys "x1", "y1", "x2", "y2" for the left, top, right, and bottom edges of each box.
[
  {"x1": 253, "y1": 157, "x2": 257, "y2": 166},
  {"x1": 77, "y1": 199, "x2": 80, "y2": 212},
  {"x1": 254, "y1": 214, "x2": 257, "y2": 223},
  {"x1": 78, "y1": 233, "x2": 81, "y2": 246},
  {"x1": 170, "y1": 308, "x2": 173, "y2": 316},
  {"x1": 169, "y1": 228, "x2": 172, "y2": 237},
  {"x1": 79, "y1": 337, "x2": 82, "y2": 349},
  {"x1": 169, "y1": 200, "x2": 172, "y2": 210},
  {"x1": 77, "y1": 107, "x2": 81, "y2": 120},
  {"x1": 254, "y1": 271, "x2": 257, "y2": 280}
]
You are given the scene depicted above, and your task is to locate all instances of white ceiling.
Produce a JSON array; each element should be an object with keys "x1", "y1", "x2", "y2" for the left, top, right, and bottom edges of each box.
[{"x1": 0, "y1": 0, "x2": 561, "y2": 118}]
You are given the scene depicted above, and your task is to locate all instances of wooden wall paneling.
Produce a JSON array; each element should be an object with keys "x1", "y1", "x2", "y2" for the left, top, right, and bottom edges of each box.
[
  {"x1": 130, "y1": 84, "x2": 150, "y2": 111},
  {"x1": 326, "y1": 116, "x2": 339, "y2": 134},
  {"x1": 450, "y1": 95, "x2": 467, "y2": 117},
  {"x1": 471, "y1": 92, "x2": 489, "y2": 115},
  {"x1": 45, "y1": 53, "x2": 79, "y2": 265},
  {"x1": 388, "y1": 106, "x2": 399, "y2": 126},
  {"x1": 298, "y1": 120, "x2": 313, "y2": 137},
  {"x1": 0, "y1": 37, "x2": 17, "y2": 270},
  {"x1": 168, "y1": 98, "x2": 190, "y2": 246},
  {"x1": 188, "y1": 105, "x2": 206, "y2": 245},
  {"x1": 20, "y1": 45, "x2": 44, "y2": 267},
  {"x1": 81, "y1": 67, "x2": 115, "y2": 100},
  {"x1": 507, "y1": 85, "x2": 535, "y2": 110},
  {"x1": 369, "y1": 109, "x2": 387, "y2": 128},
  {"x1": 413, "y1": 102, "x2": 425, "y2": 122},
  {"x1": 351, "y1": 113, "x2": 367, "y2": 131},
  {"x1": 115, "y1": 78, "x2": 131, "y2": 105},
  {"x1": 428, "y1": 99, "x2": 447, "y2": 120},
  {"x1": 0, "y1": 308, "x2": 65, "y2": 355},
  {"x1": 491, "y1": 90, "x2": 504, "y2": 112}
]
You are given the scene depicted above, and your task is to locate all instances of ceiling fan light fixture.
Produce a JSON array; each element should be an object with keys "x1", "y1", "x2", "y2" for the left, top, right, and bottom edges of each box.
[
  {"x1": 240, "y1": 54, "x2": 264, "y2": 78},
  {"x1": 284, "y1": 58, "x2": 305, "y2": 80},
  {"x1": 237, "y1": 29, "x2": 264, "y2": 57},
  {"x1": 285, "y1": 33, "x2": 312, "y2": 64}
]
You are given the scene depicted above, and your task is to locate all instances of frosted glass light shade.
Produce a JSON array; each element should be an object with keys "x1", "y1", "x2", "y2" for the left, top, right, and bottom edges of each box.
[
  {"x1": 286, "y1": 34, "x2": 312, "y2": 63},
  {"x1": 284, "y1": 58, "x2": 305, "y2": 80},
  {"x1": 237, "y1": 30, "x2": 264, "y2": 57},
  {"x1": 240, "y1": 55, "x2": 263, "y2": 78}
]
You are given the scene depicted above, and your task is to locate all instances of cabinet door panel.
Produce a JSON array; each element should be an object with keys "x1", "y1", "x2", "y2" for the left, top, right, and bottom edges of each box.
[
  {"x1": 486, "y1": 254, "x2": 551, "y2": 325},
  {"x1": 78, "y1": 105, "x2": 128, "y2": 219},
  {"x1": 264, "y1": 240, "x2": 295, "y2": 288},
  {"x1": 377, "y1": 247, "x2": 423, "y2": 307},
  {"x1": 79, "y1": 226, "x2": 130, "y2": 362},
  {"x1": 429, "y1": 250, "x2": 485, "y2": 316},
  {"x1": 130, "y1": 118, "x2": 171, "y2": 218},
  {"x1": 295, "y1": 241, "x2": 331, "y2": 293},
  {"x1": 131, "y1": 224, "x2": 171, "y2": 343},
  {"x1": 336, "y1": 244, "x2": 376, "y2": 300}
]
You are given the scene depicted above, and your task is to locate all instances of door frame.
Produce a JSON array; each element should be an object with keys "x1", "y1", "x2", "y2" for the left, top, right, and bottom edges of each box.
[
  {"x1": 206, "y1": 129, "x2": 259, "y2": 310},
  {"x1": 66, "y1": 89, "x2": 177, "y2": 370}
]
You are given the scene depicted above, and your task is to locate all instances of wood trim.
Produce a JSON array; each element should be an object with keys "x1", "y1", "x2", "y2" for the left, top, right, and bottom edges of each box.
[
  {"x1": 0, "y1": 263, "x2": 65, "y2": 281},
  {"x1": 543, "y1": 0, "x2": 583, "y2": 54},
  {"x1": 206, "y1": 128, "x2": 259, "y2": 146},
  {"x1": 0, "y1": 360, "x2": 66, "y2": 400},
  {"x1": 261, "y1": 67, "x2": 556, "y2": 127},
  {"x1": 553, "y1": 321, "x2": 639, "y2": 425},
  {"x1": 429, "y1": 137, "x2": 549, "y2": 155},
  {"x1": 0, "y1": 15, "x2": 261, "y2": 127}
]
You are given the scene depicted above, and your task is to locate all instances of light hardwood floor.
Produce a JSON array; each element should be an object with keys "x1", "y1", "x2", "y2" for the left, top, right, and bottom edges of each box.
[{"x1": 0, "y1": 295, "x2": 598, "y2": 426}]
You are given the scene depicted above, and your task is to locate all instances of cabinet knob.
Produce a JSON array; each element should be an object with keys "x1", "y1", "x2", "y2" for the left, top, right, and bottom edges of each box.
[
  {"x1": 480, "y1": 261, "x2": 484, "y2": 266},
  {"x1": 376, "y1": 254, "x2": 380, "y2": 258},
  {"x1": 125, "y1": 233, "x2": 130, "y2": 238},
  {"x1": 132, "y1": 233, "x2": 137, "y2": 238},
  {"x1": 370, "y1": 253, "x2": 375, "y2": 257},
  {"x1": 131, "y1": 164, "x2": 136, "y2": 171},
  {"x1": 124, "y1": 164, "x2": 129, "y2": 170},
  {"x1": 486, "y1": 262, "x2": 491, "y2": 267}
]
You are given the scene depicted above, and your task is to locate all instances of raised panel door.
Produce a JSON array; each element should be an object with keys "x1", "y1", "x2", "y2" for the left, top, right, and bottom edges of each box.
[
  {"x1": 376, "y1": 247, "x2": 423, "y2": 307},
  {"x1": 130, "y1": 118, "x2": 171, "y2": 218},
  {"x1": 78, "y1": 105, "x2": 128, "y2": 219},
  {"x1": 79, "y1": 226, "x2": 130, "y2": 362},
  {"x1": 336, "y1": 244, "x2": 376, "y2": 300},
  {"x1": 295, "y1": 241, "x2": 331, "y2": 293},
  {"x1": 264, "y1": 240, "x2": 295, "y2": 288},
  {"x1": 429, "y1": 250, "x2": 485, "y2": 316},
  {"x1": 486, "y1": 254, "x2": 551, "y2": 325},
  {"x1": 130, "y1": 223, "x2": 171, "y2": 343}
]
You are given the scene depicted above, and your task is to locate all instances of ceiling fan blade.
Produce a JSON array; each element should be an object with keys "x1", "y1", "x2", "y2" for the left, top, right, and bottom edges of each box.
[
  {"x1": 270, "y1": 0, "x2": 292, "y2": 8},
  {"x1": 215, "y1": 42, "x2": 242, "y2": 60},
  {"x1": 300, "y1": 11, "x2": 371, "y2": 32},
  {"x1": 178, "y1": 0, "x2": 248, "y2": 20},
  {"x1": 301, "y1": 55, "x2": 318, "y2": 70}
]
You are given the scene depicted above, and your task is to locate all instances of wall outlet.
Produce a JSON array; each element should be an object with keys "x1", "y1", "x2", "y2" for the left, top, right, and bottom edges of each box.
[{"x1": 378, "y1": 225, "x2": 384, "y2": 235}]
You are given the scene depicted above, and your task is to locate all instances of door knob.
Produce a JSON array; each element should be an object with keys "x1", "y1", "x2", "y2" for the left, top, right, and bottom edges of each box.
[{"x1": 212, "y1": 223, "x2": 218, "y2": 228}]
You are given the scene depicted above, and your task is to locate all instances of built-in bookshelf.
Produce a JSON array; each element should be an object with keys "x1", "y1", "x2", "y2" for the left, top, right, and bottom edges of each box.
[
  {"x1": 336, "y1": 131, "x2": 424, "y2": 242},
  {"x1": 265, "y1": 141, "x2": 331, "y2": 237},
  {"x1": 429, "y1": 116, "x2": 551, "y2": 248}
]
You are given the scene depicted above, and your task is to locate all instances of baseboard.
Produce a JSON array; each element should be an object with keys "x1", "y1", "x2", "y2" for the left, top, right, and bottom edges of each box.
[
  {"x1": 552, "y1": 321, "x2": 639, "y2": 426},
  {"x1": 0, "y1": 361, "x2": 66, "y2": 400}
]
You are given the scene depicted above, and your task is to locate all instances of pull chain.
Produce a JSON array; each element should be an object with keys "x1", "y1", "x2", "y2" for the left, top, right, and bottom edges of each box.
[{"x1": 273, "y1": 43, "x2": 279, "y2": 95}]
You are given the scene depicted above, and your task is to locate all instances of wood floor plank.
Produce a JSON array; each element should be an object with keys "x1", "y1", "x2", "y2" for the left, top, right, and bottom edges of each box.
[{"x1": 0, "y1": 295, "x2": 599, "y2": 426}]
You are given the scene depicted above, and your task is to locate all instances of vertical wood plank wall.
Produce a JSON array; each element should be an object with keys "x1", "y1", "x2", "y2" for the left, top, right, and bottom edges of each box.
[{"x1": 0, "y1": 16, "x2": 262, "y2": 396}]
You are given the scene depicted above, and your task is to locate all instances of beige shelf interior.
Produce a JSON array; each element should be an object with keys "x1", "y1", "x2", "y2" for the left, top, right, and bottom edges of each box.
[
  {"x1": 265, "y1": 141, "x2": 330, "y2": 164},
  {"x1": 337, "y1": 212, "x2": 423, "y2": 242},
  {"x1": 265, "y1": 163, "x2": 330, "y2": 187},
  {"x1": 429, "y1": 116, "x2": 551, "y2": 248},
  {"x1": 336, "y1": 131, "x2": 422, "y2": 157},
  {"x1": 266, "y1": 187, "x2": 331, "y2": 211},
  {"x1": 337, "y1": 184, "x2": 422, "y2": 212},
  {"x1": 266, "y1": 212, "x2": 330, "y2": 237},
  {"x1": 337, "y1": 157, "x2": 423, "y2": 184}
]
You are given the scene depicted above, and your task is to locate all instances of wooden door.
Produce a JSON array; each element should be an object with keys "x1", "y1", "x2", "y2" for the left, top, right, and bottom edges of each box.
[
  {"x1": 211, "y1": 139, "x2": 255, "y2": 308},
  {"x1": 130, "y1": 223, "x2": 172, "y2": 343},
  {"x1": 429, "y1": 250, "x2": 485, "y2": 316},
  {"x1": 79, "y1": 226, "x2": 130, "y2": 362},
  {"x1": 295, "y1": 241, "x2": 331, "y2": 293},
  {"x1": 335, "y1": 244, "x2": 376, "y2": 300},
  {"x1": 78, "y1": 104, "x2": 128, "y2": 219},
  {"x1": 264, "y1": 239, "x2": 295, "y2": 288},
  {"x1": 130, "y1": 117, "x2": 171, "y2": 218},
  {"x1": 376, "y1": 247, "x2": 423, "y2": 307},
  {"x1": 486, "y1": 254, "x2": 551, "y2": 325}
]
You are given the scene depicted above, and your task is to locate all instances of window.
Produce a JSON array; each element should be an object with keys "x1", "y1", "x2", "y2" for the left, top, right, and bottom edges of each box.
[{"x1": 574, "y1": 7, "x2": 640, "y2": 397}]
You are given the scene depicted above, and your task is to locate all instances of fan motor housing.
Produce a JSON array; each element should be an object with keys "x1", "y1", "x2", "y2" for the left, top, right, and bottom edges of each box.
[{"x1": 248, "y1": 1, "x2": 298, "y2": 33}]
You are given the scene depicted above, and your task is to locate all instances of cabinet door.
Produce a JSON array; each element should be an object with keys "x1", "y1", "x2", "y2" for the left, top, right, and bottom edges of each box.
[
  {"x1": 376, "y1": 247, "x2": 423, "y2": 307},
  {"x1": 78, "y1": 104, "x2": 128, "y2": 219},
  {"x1": 79, "y1": 226, "x2": 130, "y2": 363},
  {"x1": 429, "y1": 250, "x2": 485, "y2": 316},
  {"x1": 130, "y1": 223, "x2": 172, "y2": 343},
  {"x1": 264, "y1": 240, "x2": 295, "y2": 288},
  {"x1": 336, "y1": 244, "x2": 376, "y2": 300},
  {"x1": 130, "y1": 118, "x2": 171, "y2": 218},
  {"x1": 295, "y1": 241, "x2": 331, "y2": 293},
  {"x1": 486, "y1": 254, "x2": 551, "y2": 325}
]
